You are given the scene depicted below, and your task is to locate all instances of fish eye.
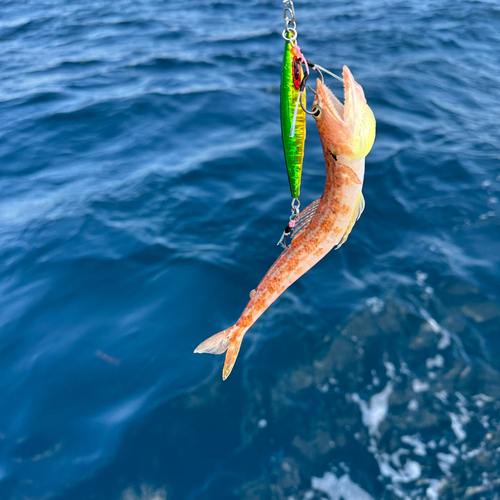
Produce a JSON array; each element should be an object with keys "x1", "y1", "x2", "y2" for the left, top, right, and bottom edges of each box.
[
  {"x1": 292, "y1": 57, "x2": 301, "y2": 90},
  {"x1": 312, "y1": 105, "x2": 322, "y2": 119}
]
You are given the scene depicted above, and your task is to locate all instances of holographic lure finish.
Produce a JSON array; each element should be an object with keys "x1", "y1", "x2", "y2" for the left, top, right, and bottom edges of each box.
[{"x1": 281, "y1": 40, "x2": 307, "y2": 199}]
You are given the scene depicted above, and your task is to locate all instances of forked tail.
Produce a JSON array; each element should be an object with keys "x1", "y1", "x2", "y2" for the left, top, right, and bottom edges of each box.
[{"x1": 194, "y1": 325, "x2": 244, "y2": 380}]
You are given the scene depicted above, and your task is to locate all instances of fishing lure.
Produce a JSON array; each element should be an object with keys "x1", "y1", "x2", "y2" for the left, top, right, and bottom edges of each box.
[
  {"x1": 281, "y1": 38, "x2": 307, "y2": 200},
  {"x1": 281, "y1": 1, "x2": 308, "y2": 203}
]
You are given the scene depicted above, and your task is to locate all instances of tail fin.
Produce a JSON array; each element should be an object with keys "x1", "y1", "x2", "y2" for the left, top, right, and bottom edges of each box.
[{"x1": 194, "y1": 325, "x2": 244, "y2": 380}]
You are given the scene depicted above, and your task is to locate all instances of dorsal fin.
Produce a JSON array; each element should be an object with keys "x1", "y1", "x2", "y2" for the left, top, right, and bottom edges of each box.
[
  {"x1": 291, "y1": 198, "x2": 321, "y2": 240},
  {"x1": 334, "y1": 192, "x2": 365, "y2": 250}
]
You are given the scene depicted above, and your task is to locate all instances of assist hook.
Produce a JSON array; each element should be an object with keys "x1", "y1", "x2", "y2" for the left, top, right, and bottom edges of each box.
[
  {"x1": 298, "y1": 62, "x2": 323, "y2": 115},
  {"x1": 299, "y1": 62, "x2": 344, "y2": 115}
]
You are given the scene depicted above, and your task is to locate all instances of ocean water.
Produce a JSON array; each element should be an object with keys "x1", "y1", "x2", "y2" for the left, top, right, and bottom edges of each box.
[{"x1": 1, "y1": 0, "x2": 499, "y2": 499}]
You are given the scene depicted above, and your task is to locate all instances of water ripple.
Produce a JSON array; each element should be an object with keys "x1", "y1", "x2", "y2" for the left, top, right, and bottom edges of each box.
[{"x1": 1, "y1": 0, "x2": 500, "y2": 498}]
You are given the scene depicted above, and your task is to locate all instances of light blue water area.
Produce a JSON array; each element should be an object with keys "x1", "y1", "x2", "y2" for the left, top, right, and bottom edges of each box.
[{"x1": 1, "y1": 0, "x2": 499, "y2": 499}]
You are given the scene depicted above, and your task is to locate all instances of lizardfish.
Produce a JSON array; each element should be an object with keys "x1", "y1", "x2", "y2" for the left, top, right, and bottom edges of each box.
[{"x1": 195, "y1": 66, "x2": 376, "y2": 380}]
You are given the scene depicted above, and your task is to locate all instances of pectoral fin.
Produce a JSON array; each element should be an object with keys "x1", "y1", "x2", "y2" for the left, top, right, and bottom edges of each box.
[{"x1": 335, "y1": 192, "x2": 365, "y2": 250}]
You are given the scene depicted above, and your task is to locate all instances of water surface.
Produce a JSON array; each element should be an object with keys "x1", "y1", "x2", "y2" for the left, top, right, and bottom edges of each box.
[{"x1": 1, "y1": 0, "x2": 499, "y2": 499}]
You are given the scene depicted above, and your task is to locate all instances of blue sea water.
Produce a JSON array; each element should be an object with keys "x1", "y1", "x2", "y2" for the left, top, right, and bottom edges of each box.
[{"x1": 1, "y1": 0, "x2": 500, "y2": 499}]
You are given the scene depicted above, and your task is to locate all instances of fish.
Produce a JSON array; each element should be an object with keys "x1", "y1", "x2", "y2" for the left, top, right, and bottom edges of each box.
[
  {"x1": 195, "y1": 65, "x2": 376, "y2": 380},
  {"x1": 281, "y1": 39, "x2": 307, "y2": 199}
]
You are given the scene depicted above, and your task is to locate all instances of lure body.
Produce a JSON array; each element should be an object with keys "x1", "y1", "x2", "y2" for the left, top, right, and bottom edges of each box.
[
  {"x1": 280, "y1": 41, "x2": 307, "y2": 199},
  {"x1": 195, "y1": 66, "x2": 376, "y2": 380}
]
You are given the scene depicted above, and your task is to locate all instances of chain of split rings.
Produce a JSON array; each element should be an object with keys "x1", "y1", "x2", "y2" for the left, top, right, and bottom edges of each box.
[
  {"x1": 277, "y1": 197, "x2": 301, "y2": 248},
  {"x1": 282, "y1": 0, "x2": 297, "y2": 43},
  {"x1": 291, "y1": 198, "x2": 300, "y2": 219}
]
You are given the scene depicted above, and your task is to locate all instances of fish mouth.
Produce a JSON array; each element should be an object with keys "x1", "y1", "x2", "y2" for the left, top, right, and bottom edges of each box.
[
  {"x1": 315, "y1": 77, "x2": 345, "y2": 122},
  {"x1": 313, "y1": 65, "x2": 375, "y2": 160},
  {"x1": 313, "y1": 65, "x2": 364, "y2": 123}
]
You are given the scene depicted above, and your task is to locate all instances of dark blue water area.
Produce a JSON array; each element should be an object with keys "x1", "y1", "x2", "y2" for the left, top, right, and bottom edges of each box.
[{"x1": 1, "y1": 0, "x2": 500, "y2": 499}]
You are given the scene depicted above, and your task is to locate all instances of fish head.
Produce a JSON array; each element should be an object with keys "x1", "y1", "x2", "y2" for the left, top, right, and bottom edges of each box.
[{"x1": 312, "y1": 65, "x2": 376, "y2": 161}]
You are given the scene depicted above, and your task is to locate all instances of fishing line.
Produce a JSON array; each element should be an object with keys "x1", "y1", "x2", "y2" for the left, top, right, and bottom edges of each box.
[{"x1": 313, "y1": 64, "x2": 344, "y2": 83}]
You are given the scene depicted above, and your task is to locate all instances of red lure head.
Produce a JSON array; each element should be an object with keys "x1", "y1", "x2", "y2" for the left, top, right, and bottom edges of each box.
[
  {"x1": 292, "y1": 56, "x2": 302, "y2": 89},
  {"x1": 290, "y1": 44, "x2": 309, "y2": 91}
]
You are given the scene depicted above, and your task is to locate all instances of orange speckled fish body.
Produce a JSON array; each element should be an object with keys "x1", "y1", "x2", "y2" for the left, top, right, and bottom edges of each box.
[
  {"x1": 235, "y1": 155, "x2": 362, "y2": 329},
  {"x1": 195, "y1": 66, "x2": 376, "y2": 380}
]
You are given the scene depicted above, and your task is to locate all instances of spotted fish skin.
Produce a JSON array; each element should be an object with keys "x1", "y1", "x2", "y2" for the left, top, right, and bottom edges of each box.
[{"x1": 195, "y1": 66, "x2": 376, "y2": 380}]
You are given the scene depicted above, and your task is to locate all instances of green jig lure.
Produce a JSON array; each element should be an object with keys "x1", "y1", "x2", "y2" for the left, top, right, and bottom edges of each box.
[{"x1": 281, "y1": 38, "x2": 307, "y2": 200}]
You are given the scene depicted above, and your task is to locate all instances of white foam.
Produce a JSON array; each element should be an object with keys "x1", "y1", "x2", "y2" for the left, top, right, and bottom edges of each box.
[
  {"x1": 351, "y1": 382, "x2": 393, "y2": 437},
  {"x1": 479, "y1": 211, "x2": 496, "y2": 220},
  {"x1": 318, "y1": 383, "x2": 329, "y2": 393},
  {"x1": 416, "y1": 271, "x2": 428, "y2": 285},
  {"x1": 437, "y1": 329, "x2": 451, "y2": 349},
  {"x1": 366, "y1": 297, "x2": 384, "y2": 314},
  {"x1": 407, "y1": 398, "x2": 419, "y2": 411},
  {"x1": 426, "y1": 480, "x2": 439, "y2": 500},
  {"x1": 426, "y1": 355, "x2": 444, "y2": 369},
  {"x1": 480, "y1": 415, "x2": 490, "y2": 428},
  {"x1": 378, "y1": 453, "x2": 422, "y2": 483},
  {"x1": 425, "y1": 316, "x2": 440, "y2": 333},
  {"x1": 474, "y1": 393, "x2": 494, "y2": 408},
  {"x1": 121, "y1": 484, "x2": 167, "y2": 500},
  {"x1": 419, "y1": 308, "x2": 451, "y2": 349},
  {"x1": 389, "y1": 448, "x2": 410, "y2": 468},
  {"x1": 384, "y1": 361, "x2": 397, "y2": 380},
  {"x1": 449, "y1": 413, "x2": 467, "y2": 441},
  {"x1": 447, "y1": 392, "x2": 471, "y2": 442},
  {"x1": 311, "y1": 472, "x2": 375, "y2": 500},
  {"x1": 412, "y1": 379, "x2": 429, "y2": 393},
  {"x1": 426, "y1": 479, "x2": 447, "y2": 500},
  {"x1": 437, "y1": 452, "x2": 456, "y2": 476},
  {"x1": 401, "y1": 435, "x2": 427, "y2": 456},
  {"x1": 455, "y1": 391, "x2": 469, "y2": 409},
  {"x1": 464, "y1": 447, "x2": 482, "y2": 459},
  {"x1": 399, "y1": 362, "x2": 411, "y2": 376},
  {"x1": 435, "y1": 390, "x2": 448, "y2": 404}
]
